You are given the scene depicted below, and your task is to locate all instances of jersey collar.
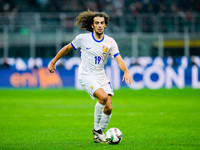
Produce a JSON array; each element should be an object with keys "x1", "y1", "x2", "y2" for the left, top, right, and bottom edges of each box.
[{"x1": 92, "y1": 32, "x2": 104, "y2": 43}]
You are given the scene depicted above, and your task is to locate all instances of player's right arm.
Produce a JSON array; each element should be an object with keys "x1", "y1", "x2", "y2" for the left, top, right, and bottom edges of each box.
[{"x1": 48, "y1": 43, "x2": 73, "y2": 73}]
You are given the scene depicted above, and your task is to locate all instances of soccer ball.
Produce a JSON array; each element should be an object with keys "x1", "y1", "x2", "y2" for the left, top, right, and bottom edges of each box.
[{"x1": 105, "y1": 128, "x2": 123, "y2": 144}]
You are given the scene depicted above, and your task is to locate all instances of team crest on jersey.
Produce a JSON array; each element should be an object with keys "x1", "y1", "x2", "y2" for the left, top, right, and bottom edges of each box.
[
  {"x1": 102, "y1": 45, "x2": 108, "y2": 52},
  {"x1": 90, "y1": 86, "x2": 93, "y2": 89}
]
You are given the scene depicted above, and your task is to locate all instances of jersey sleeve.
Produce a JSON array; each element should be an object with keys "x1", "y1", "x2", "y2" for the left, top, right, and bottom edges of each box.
[
  {"x1": 110, "y1": 38, "x2": 120, "y2": 58},
  {"x1": 71, "y1": 34, "x2": 82, "y2": 50}
]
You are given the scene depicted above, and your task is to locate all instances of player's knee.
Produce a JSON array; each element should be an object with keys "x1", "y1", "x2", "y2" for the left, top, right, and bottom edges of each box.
[
  {"x1": 101, "y1": 95, "x2": 108, "y2": 103},
  {"x1": 104, "y1": 105, "x2": 112, "y2": 115},
  {"x1": 98, "y1": 95, "x2": 108, "y2": 105},
  {"x1": 107, "y1": 105, "x2": 113, "y2": 112}
]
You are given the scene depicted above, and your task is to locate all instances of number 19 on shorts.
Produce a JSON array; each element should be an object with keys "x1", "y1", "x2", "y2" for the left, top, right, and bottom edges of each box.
[{"x1": 94, "y1": 56, "x2": 101, "y2": 64}]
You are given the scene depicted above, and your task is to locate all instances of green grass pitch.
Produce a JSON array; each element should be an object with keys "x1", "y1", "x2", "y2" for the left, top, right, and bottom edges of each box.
[{"x1": 0, "y1": 88, "x2": 199, "y2": 150}]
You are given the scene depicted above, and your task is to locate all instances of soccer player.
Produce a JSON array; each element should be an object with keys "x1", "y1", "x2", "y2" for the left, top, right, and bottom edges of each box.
[{"x1": 48, "y1": 10, "x2": 134, "y2": 143}]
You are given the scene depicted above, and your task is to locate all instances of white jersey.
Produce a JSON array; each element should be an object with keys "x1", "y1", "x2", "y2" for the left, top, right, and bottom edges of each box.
[{"x1": 71, "y1": 32, "x2": 120, "y2": 78}]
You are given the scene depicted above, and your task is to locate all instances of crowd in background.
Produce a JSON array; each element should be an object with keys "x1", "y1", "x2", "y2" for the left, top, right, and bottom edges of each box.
[
  {"x1": 0, "y1": 0, "x2": 17, "y2": 13},
  {"x1": 1, "y1": 0, "x2": 200, "y2": 15},
  {"x1": 0, "y1": 0, "x2": 199, "y2": 63}
]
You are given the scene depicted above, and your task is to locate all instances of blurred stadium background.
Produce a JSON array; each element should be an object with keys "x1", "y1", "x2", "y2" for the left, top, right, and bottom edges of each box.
[{"x1": 0, "y1": 0, "x2": 200, "y2": 89}]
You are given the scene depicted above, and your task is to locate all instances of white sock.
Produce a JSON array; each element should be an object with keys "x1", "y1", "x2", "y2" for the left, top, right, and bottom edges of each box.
[
  {"x1": 100, "y1": 113, "x2": 111, "y2": 132},
  {"x1": 94, "y1": 101, "x2": 105, "y2": 130}
]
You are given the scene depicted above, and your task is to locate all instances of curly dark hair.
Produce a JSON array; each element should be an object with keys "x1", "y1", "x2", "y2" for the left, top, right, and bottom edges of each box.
[{"x1": 75, "y1": 9, "x2": 109, "y2": 32}]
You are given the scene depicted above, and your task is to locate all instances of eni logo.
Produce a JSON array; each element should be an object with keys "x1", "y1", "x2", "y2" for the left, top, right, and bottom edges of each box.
[
  {"x1": 10, "y1": 68, "x2": 63, "y2": 88},
  {"x1": 102, "y1": 45, "x2": 108, "y2": 52}
]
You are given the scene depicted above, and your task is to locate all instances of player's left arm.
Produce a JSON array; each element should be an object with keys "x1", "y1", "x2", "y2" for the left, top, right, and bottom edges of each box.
[{"x1": 114, "y1": 55, "x2": 134, "y2": 85}]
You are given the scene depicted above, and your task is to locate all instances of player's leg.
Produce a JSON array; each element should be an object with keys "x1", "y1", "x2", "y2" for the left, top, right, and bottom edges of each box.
[
  {"x1": 78, "y1": 76, "x2": 108, "y2": 142},
  {"x1": 93, "y1": 88, "x2": 108, "y2": 130},
  {"x1": 103, "y1": 94, "x2": 112, "y2": 115},
  {"x1": 94, "y1": 88, "x2": 108, "y2": 105},
  {"x1": 93, "y1": 94, "x2": 112, "y2": 143},
  {"x1": 93, "y1": 88, "x2": 108, "y2": 143},
  {"x1": 100, "y1": 95, "x2": 112, "y2": 132}
]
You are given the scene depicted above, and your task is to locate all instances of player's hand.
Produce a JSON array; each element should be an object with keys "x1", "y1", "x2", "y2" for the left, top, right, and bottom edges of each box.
[
  {"x1": 122, "y1": 70, "x2": 134, "y2": 85},
  {"x1": 48, "y1": 61, "x2": 56, "y2": 73}
]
